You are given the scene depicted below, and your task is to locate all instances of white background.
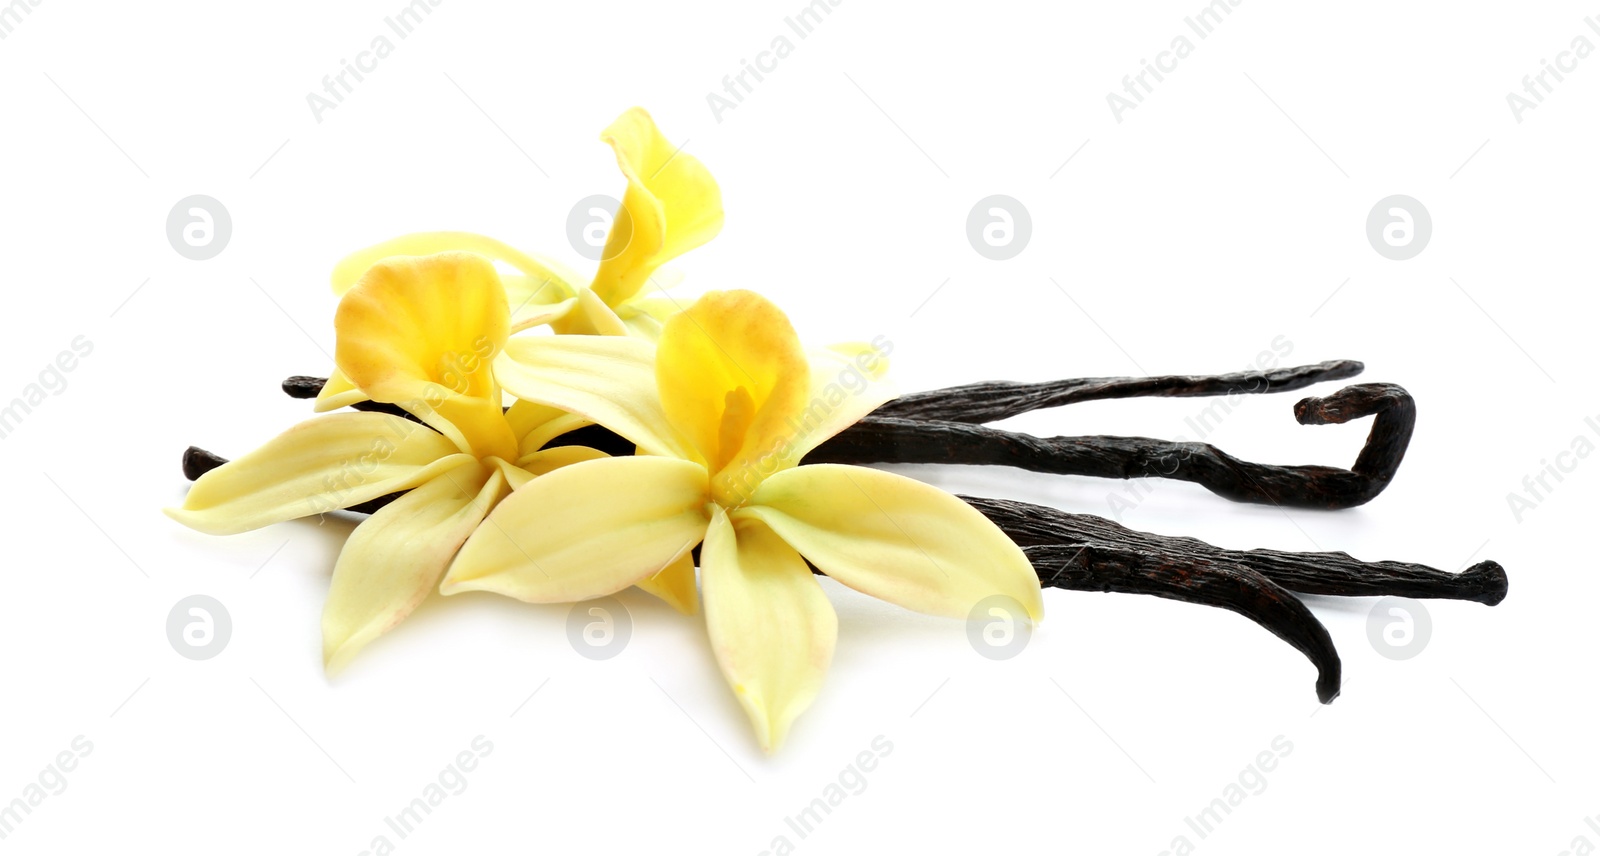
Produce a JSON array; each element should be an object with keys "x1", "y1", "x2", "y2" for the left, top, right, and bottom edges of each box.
[{"x1": 1, "y1": 0, "x2": 1594, "y2": 853}]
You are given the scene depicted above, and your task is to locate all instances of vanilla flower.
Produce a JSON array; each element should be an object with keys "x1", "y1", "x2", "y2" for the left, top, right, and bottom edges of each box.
[
  {"x1": 313, "y1": 107, "x2": 722, "y2": 411},
  {"x1": 442, "y1": 290, "x2": 1044, "y2": 751},
  {"x1": 166, "y1": 253, "x2": 688, "y2": 670}
]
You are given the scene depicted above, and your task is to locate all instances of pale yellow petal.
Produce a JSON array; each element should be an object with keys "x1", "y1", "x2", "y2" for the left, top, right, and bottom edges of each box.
[
  {"x1": 655, "y1": 290, "x2": 809, "y2": 492},
  {"x1": 323, "y1": 462, "x2": 507, "y2": 672},
  {"x1": 331, "y1": 232, "x2": 576, "y2": 298},
  {"x1": 517, "y1": 444, "x2": 610, "y2": 476},
  {"x1": 495, "y1": 335, "x2": 689, "y2": 460},
  {"x1": 776, "y1": 345, "x2": 898, "y2": 467},
  {"x1": 509, "y1": 296, "x2": 579, "y2": 332},
  {"x1": 549, "y1": 287, "x2": 629, "y2": 336},
  {"x1": 516, "y1": 413, "x2": 595, "y2": 460},
  {"x1": 642, "y1": 266, "x2": 684, "y2": 293},
  {"x1": 504, "y1": 398, "x2": 595, "y2": 457},
  {"x1": 702, "y1": 507, "x2": 836, "y2": 753},
  {"x1": 166, "y1": 412, "x2": 468, "y2": 535},
  {"x1": 620, "y1": 313, "x2": 667, "y2": 341},
  {"x1": 503, "y1": 266, "x2": 584, "y2": 332},
  {"x1": 635, "y1": 550, "x2": 698, "y2": 615},
  {"x1": 502, "y1": 398, "x2": 571, "y2": 444},
  {"x1": 441, "y1": 456, "x2": 709, "y2": 602},
  {"x1": 613, "y1": 273, "x2": 686, "y2": 340},
  {"x1": 486, "y1": 457, "x2": 536, "y2": 493},
  {"x1": 312, "y1": 367, "x2": 369, "y2": 412},
  {"x1": 739, "y1": 465, "x2": 1044, "y2": 621},
  {"x1": 620, "y1": 294, "x2": 683, "y2": 320},
  {"x1": 335, "y1": 252, "x2": 516, "y2": 459},
  {"x1": 819, "y1": 341, "x2": 892, "y2": 381},
  {"x1": 590, "y1": 108, "x2": 723, "y2": 306}
]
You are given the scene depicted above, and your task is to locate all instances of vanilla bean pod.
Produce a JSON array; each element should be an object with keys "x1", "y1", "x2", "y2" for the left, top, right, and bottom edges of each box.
[
  {"x1": 1023, "y1": 540, "x2": 1342, "y2": 703},
  {"x1": 873, "y1": 359, "x2": 1365, "y2": 424},
  {"x1": 964, "y1": 495, "x2": 1508, "y2": 606},
  {"x1": 180, "y1": 444, "x2": 1502, "y2": 606},
  {"x1": 962, "y1": 495, "x2": 1509, "y2": 702},
  {"x1": 287, "y1": 360, "x2": 1364, "y2": 427},
  {"x1": 282, "y1": 374, "x2": 1414, "y2": 508},
  {"x1": 810, "y1": 382, "x2": 1413, "y2": 510}
]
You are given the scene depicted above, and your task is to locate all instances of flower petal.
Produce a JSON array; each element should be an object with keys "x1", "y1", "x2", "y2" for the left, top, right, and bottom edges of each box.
[
  {"x1": 635, "y1": 550, "x2": 698, "y2": 615},
  {"x1": 739, "y1": 465, "x2": 1044, "y2": 621},
  {"x1": 495, "y1": 335, "x2": 689, "y2": 459},
  {"x1": 323, "y1": 461, "x2": 506, "y2": 672},
  {"x1": 590, "y1": 108, "x2": 723, "y2": 306},
  {"x1": 503, "y1": 398, "x2": 572, "y2": 443},
  {"x1": 330, "y1": 232, "x2": 579, "y2": 299},
  {"x1": 312, "y1": 367, "x2": 369, "y2": 412},
  {"x1": 655, "y1": 290, "x2": 810, "y2": 488},
  {"x1": 335, "y1": 252, "x2": 516, "y2": 459},
  {"x1": 613, "y1": 273, "x2": 685, "y2": 339},
  {"x1": 517, "y1": 444, "x2": 609, "y2": 476},
  {"x1": 336, "y1": 252, "x2": 508, "y2": 401},
  {"x1": 486, "y1": 457, "x2": 536, "y2": 492},
  {"x1": 702, "y1": 507, "x2": 836, "y2": 753},
  {"x1": 777, "y1": 344, "x2": 898, "y2": 466},
  {"x1": 549, "y1": 287, "x2": 629, "y2": 336},
  {"x1": 504, "y1": 399, "x2": 593, "y2": 459},
  {"x1": 441, "y1": 456, "x2": 709, "y2": 602},
  {"x1": 166, "y1": 413, "x2": 468, "y2": 535},
  {"x1": 503, "y1": 272, "x2": 581, "y2": 333}
]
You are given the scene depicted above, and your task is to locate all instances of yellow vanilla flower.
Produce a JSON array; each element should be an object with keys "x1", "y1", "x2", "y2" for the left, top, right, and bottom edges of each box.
[
  {"x1": 166, "y1": 253, "x2": 690, "y2": 670},
  {"x1": 441, "y1": 290, "x2": 1044, "y2": 752},
  {"x1": 313, "y1": 107, "x2": 722, "y2": 411}
]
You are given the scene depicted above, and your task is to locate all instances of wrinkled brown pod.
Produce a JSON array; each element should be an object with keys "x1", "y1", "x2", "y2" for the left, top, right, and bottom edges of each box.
[{"x1": 809, "y1": 382, "x2": 1414, "y2": 510}]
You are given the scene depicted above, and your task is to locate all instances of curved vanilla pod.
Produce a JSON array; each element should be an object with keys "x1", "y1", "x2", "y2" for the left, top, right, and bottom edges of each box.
[
  {"x1": 964, "y1": 494, "x2": 1509, "y2": 703},
  {"x1": 808, "y1": 383, "x2": 1415, "y2": 510},
  {"x1": 182, "y1": 443, "x2": 1503, "y2": 605},
  {"x1": 965, "y1": 495, "x2": 1507, "y2": 607},
  {"x1": 1026, "y1": 541, "x2": 1342, "y2": 704},
  {"x1": 872, "y1": 359, "x2": 1365, "y2": 424},
  {"x1": 283, "y1": 370, "x2": 1413, "y2": 509}
]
